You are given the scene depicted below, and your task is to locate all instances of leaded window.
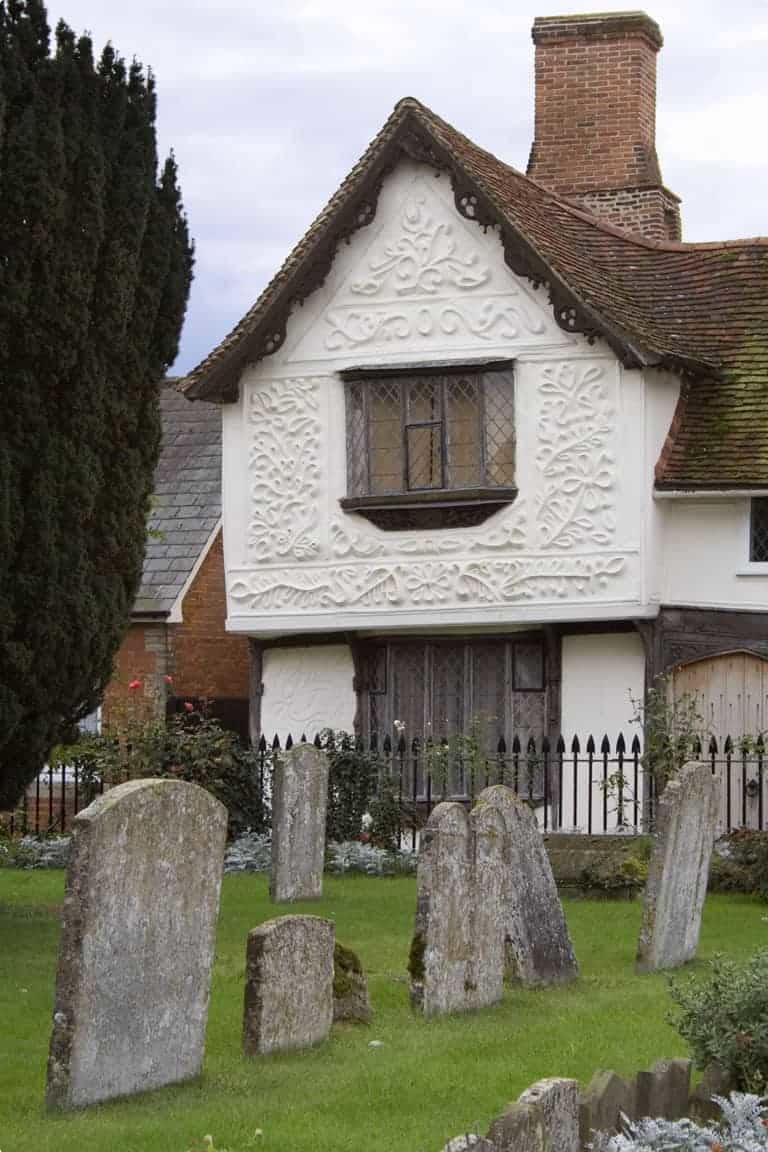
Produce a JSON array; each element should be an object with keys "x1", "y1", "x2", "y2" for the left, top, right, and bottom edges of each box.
[
  {"x1": 750, "y1": 498, "x2": 768, "y2": 562},
  {"x1": 342, "y1": 364, "x2": 516, "y2": 529}
]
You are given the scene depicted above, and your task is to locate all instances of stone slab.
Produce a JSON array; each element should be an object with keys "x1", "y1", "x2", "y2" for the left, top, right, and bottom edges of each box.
[
  {"x1": 518, "y1": 1078, "x2": 579, "y2": 1152},
  {"x1": 270, "y1": 742, "x2": 328, "y2": 903},
  {"x1": 487, "y1": 1101, "x2": 546, "y2": 1152},
  {"x1": 411, "y1": 802, "x2": 473, "y2": 1017},
  {"x1": 636, "y1": 762, "x2": 720, "y2": 972},
  {"x1": 46, "y1": 779, "x2": 227, "y2": 1110},
  {"x1": 479, "y1": 786, "x2": 578, "y2": 986},
  {"x1": 243, "y1": 914, "x2": 334, "y2": 1055},
  {"x1": 467, "y1": 800, "x2": 507, "y2": 1010},
  {"x1": 580, "y1": 1070, "x2": 634, "y2": 1143}
]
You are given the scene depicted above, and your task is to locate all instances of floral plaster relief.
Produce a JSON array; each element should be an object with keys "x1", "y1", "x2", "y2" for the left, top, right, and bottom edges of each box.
[{"x1": 283, "y1": 171, "x2": 568, "y2": 364}]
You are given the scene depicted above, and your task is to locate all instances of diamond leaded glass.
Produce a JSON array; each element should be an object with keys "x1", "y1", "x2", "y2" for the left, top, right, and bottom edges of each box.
[{"x1": 751, "y1": 498, "x2": 768, "y2": 562}]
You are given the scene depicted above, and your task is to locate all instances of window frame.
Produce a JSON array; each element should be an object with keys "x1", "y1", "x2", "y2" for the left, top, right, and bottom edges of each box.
[
  {"x1": 340, "y1": 361, "x2": 517, "y2": 529},
  {"x1": 749, "y1": 497, "x2": 768, "y2": 564},
  {"x1": 739, "y1": 497, "x2": 768, "y2": 576}
]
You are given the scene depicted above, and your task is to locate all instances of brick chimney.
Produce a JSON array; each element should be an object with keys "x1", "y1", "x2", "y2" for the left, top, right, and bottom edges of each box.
[{"x1": 527, "y1": 11, "x2": 681, "y2": 241}]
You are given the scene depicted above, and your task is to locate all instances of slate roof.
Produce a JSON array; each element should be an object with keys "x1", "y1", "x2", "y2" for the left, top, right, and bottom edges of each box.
[
  {"x1": 181, "y1": 98, "x2": 768, "y2": 489},
  {"x1": 134, "y1": 382, "x2": 221, "y2": 617}
]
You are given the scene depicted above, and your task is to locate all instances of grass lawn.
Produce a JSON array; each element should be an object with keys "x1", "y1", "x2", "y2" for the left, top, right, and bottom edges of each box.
[{"x1": 1, "y1": 872, "x2": 765, "y2": 1152}]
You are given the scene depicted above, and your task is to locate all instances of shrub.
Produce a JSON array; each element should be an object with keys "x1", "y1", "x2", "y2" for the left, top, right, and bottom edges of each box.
[
  {"x1": 669, "y1": 950, "x2": 768, "y2": 1093},
  {"x1": 63, "y1": 709, "x2": 269, "y2": 838},
  {"x1": 578, "y1": 853, "x2": 649, "y2": 898},
  {"x1": 593, "y1": 1092, "x2": 768, "y2": 1152},
  {"x1": 325, "y1": 841, "x2": 417, "y2": 876},
  {"x1": 5, "y1": 835, "x2": 72, "y2": 870},
  {"x1": 709, "y1": 832, "x2": 768, "y2": 900},
  {"x1": 323, "y1": 732, "x2": 376, "y2": 844},
  {"x1": 223, "y1": 831, "x2": 272, "y2": 874}
]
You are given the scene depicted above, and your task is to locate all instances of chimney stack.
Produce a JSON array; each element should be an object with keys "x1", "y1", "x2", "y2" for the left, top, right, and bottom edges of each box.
[{"x1": 527, "y1": 11, "x2": 681, "y2": 241}]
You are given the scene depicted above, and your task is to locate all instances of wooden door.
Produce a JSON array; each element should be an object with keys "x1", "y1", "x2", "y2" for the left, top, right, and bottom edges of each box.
[{"x1": 672, "y1": 651, "x2": 768, "y2": 744}]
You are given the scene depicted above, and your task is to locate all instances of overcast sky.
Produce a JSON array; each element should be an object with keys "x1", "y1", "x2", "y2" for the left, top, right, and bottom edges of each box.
[{"x1": 48, "y1": 0, "x2": 768, "y2": 374}]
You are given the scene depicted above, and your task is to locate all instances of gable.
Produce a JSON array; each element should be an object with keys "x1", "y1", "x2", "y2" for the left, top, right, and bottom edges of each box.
[{"x1": 280, "y1": 165, "x2": 571, "y2": 367}]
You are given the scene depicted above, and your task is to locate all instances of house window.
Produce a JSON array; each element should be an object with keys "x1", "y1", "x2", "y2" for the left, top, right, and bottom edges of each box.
[
  {"x1": 362, "y1": 636, "x2": 547, "y2": 760},
  {"x1": 750, "y1": 498, "x2": 768, "y2": 562},
  {"x1": 342, "y1": 364, "x2": 515, "y2": 529}
]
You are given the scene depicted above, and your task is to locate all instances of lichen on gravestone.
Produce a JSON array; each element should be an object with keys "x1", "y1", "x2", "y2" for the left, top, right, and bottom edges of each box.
[
  {"x1": 636, "y1": 761, "x2": 720, "y2": 972},
  {"x1": 46, "y1": 778, "x2": 227, "y2": 1111},
  {"x1": 333, "y1": 942, "x2": 371, "y2": 1023}
]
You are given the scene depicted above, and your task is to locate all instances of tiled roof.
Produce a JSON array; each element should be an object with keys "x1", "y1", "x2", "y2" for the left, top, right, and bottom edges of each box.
[
  {"x1": 134, "y1": 382, "x2": 221, "y2": 617},
  {"x1": 181, "y1": 98, "x2": 768, "y2": 489}
]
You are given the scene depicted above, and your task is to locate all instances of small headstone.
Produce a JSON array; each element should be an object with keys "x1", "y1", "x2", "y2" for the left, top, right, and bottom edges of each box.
[
  {"x1": 478, "y1": 786, "x2": 578, "y2": 986},
  {"x1": 270, "y1": 742, "x2": 329, "y2": 902},
  {"x1": 580, "y1": 1070, "x2": 634, "y2": 1143},
  {"x1": 487, "y1": 1101, "x2": 546, "y2": 1152},
  {"x1": 689, "y1": 1062, "x2": 733, "y2": 1121},
  {"x1": 635, "y1": 1059, "x2": 691, "y2": 1120},
  {"x1": 410, "y1": 803, "x2": 473, "y2": 1017},
  {"x1": 46, "y1": 779, "x2": 227, "y2": 1111},
  {"x1": 518, "y1": 1078, "x2": 580, "y2": 1152},
  {"x1": 243, "y1": 914, "x2": 334, "y2": 1055},
  {"x1": 467, "y1": 799, "x2": 507, "y2": 1010},
  {"x1": 333, "y1": 942, "x2": 371, "y2": 1024},
  {"x1": 636, "y1": 762, "x2": 720, "y2": 972}
]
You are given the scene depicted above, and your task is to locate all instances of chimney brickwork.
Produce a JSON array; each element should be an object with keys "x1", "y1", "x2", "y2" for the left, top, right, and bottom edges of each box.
[{"x1": 527, "y1": 11, "x2": 681, "y2": 242}]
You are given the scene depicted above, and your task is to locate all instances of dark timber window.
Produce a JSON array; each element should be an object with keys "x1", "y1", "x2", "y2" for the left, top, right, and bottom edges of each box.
[
  {"x1": 361, "y1": 637, "x2": 547, "y2": 757},
  {"x1": 341, "y1": 364, "x2": 516, "y2": 529},
  {"x1": 750, "y1": 498, "x2": 768, "y2": 562}
]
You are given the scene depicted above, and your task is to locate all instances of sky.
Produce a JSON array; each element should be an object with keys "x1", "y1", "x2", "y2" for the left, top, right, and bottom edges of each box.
[{"x1": 47, "y1": 0, "x2": 768, "y2": 375}]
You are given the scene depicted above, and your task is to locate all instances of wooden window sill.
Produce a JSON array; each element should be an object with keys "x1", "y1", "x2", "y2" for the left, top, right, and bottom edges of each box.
[{"x1": 339, "y1": 487, "x2": 518, "y2": 530}]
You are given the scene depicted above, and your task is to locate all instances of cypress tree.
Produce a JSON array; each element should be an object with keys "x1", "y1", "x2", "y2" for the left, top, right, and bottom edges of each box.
[{"x1": 0, "y1": 1, "x2": 194, "y2": 807}]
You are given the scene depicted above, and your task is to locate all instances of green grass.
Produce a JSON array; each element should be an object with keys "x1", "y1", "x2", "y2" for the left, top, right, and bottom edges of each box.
[{"x1": 1, "y1": 873, "x2": 766, "y2": 1152}]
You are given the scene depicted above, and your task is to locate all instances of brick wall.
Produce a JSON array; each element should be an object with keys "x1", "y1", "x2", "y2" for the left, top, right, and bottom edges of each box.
[
  {"x1": 169, "y1": 529, "x2": 250, "y2": 702},
  {"x1": 103, "y1": 529, "x2": 250, "y2": 731},
  {"x1": 527, "y1": 12, "x2": 681, "y2": 241}
]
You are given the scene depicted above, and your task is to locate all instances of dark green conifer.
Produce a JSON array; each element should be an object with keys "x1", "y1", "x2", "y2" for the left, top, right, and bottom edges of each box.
[{"x1": 0, "y1": 1, "x2": 194, "y2": 807}]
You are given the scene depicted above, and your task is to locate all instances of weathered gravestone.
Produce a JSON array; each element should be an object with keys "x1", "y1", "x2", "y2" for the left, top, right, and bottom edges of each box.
[
  {"x1": 484, "y1": 1078, "x2": 579, "y2": 1152},
  {"x1": 270, "y1": 742, "x2": 328, "y2": 903},
  {"x1": 409, "y1": 799, "x2": 506, "y2": 1017},
  {"x1": 243, "y1": 914, "x2": 334, "y2": 1055},
  {"x1": 46, "y1": 779, "x2": 227, "y2": 1111},
  {"x1": 636, "y1": 761, "x2": 720, "y2": 972},
  {"x1": 479, "y1": 786, "x2": 578, "y2": 986}
]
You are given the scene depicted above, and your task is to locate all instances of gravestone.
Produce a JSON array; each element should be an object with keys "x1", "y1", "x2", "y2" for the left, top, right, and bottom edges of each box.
[
  {"x1": 467, "y1": 799, "x2": 507, "y2": 1010},
  {"x1": 517, "y1": 1078, "x2": 580, "y2": 1152},
  {"x1": 46, "y1": 779, "x2": 227, "y2": 1111},
  {"x1": 270, "y1": 742, "x2": 328, "y2": 902},
  {"x1": 410, "y1": 802, "x2": 474, "y2": 1017},
  {"x1": 243, "y1": 914, "x2": 334, "y2": 1055},
  {"x1": 487, "y1": 1100, "x2": 546, "y2": 1152},
  {"x1": 636, "y1": 762, "x2": 720, "y2": 972},
  {"x1": 478, "y1": 786, "x2": 578, "y2": 986},
  {"x1": 580, "y1": 1070, "x2": 635, "y2": 1143}
]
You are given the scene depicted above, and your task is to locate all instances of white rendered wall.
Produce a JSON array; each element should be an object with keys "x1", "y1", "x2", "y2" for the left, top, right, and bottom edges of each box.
[
  {"x1": 260, "y1": 645, "x2": 356, "y2": 742},
  {"x1": 661, "y1": 499, "x2": 768, "y2": 610},
  {"x1": 560, "y1": 633, "x2": 646, "y2": 832},
  {"x1": 222, "y1": 160, "x2": 652, "y2": 636}
]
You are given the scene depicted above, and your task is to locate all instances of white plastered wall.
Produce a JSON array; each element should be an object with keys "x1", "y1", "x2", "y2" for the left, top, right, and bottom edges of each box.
[
  {"x1": 260, "y1": 645, "x2": 356, "y2": 742},
  {"x1": 661, "y1": 499, "x2": 768, "y2": 610},
  {"x1": 222, "y1": 159, "x2": 651, "y2": 635},
  {"x1": 560, "y1": 632, "x2": 646, "y2": 831}
]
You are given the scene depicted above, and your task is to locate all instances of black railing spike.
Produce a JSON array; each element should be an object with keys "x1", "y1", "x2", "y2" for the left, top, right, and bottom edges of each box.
[
  {"x1": 397, "y1": 734, "x2": 407, "y2": 755},
  {"x1": 600, "y1": 734, "x2": 610, "y2": 754},
  {"x1": 497, "y1": 736, "x2": 507, "y2": 755},
  {"x1": 527, "y1": 736, "x2": 536, "y2": 754},
  {"x1": 586, "y1": 735, "x2": 596, "y2": 754},
  {"x1": 314, "y1": 732, "x2": 322, "y2": 748},
  {"x1": 411, "y1": 737, "x2": 420, "y2": 753},
  {"x1": 556, "y1": 735, "x2": 566, "y2": 754},
  {"x1": 616, "y1": 733, "x2": 626, "y2": 754},
  {"x1": 258, "y1": 735, "x2": 267, "y2": 752},
  {"x1": 271, "y1": 733, "x2": 281, "y2": 750},
  {"x1": 542, "y1": 736, "x2": 550, "y2": 754},
  {"x1": 757, "y1": 733, "x2": 765, "y2": 753},
  {"x1": 631, "y1": 734, "x2": 641, "y2": 753},
  {"x1": 383, "y1": 734, "x2": 392, "y2": 754},
  {"x1": 724, "y1": 735, "x2": 734, "y2": 754},
  {"x1": 709, "y1": 734, "x2": 719, "y2": 754},
  {"x1": 300, "y1": 733, "x2": 307, "y2": 744},
  {"x1": 285, "y1": 733, "x2": 294, "y2": 750},
  {"x1": 571, "y1": 735, "x2": 581, "y2": 753},
  {"x1": 512, "y1": 735, "x2": 521, "y2": 754}
]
